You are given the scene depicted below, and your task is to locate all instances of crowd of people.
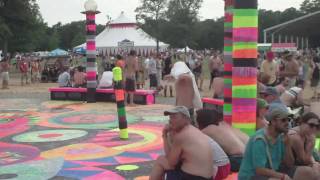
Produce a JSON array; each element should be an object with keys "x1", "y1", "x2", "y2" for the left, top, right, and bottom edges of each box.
[
  {"x1": 0, "y1": 56, "x2": 42, "y2": 89},
  {"x1": 148, "y1": 48, "x2": 320, "y2": 180},
  {"x1": 1, "y1": 48, "x2": 320, "y2": 179}
]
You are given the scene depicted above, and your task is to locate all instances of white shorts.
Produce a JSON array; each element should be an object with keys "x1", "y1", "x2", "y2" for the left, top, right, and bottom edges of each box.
[{"x1": 1, "y1": 72, "x2": 9, "y2": 81}]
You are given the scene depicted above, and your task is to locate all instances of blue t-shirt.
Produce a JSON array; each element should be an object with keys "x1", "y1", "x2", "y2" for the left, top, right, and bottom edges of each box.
[{"x1": 238, "y1": 129, "x2": 285, "y2": 180}]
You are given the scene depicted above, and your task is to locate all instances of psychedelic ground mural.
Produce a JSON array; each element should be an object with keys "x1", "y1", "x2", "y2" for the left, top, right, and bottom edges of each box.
[{"x1": 0, "y1": 100, "x2": 171, "y2": 180}]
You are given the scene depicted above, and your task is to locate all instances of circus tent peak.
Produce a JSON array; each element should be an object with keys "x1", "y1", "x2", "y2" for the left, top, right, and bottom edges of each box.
[{"x1": 75, "y1": 12, "x2": 168, "y2": 55}]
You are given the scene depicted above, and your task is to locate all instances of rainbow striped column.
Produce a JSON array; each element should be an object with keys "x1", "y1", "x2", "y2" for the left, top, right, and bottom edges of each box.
[
  {"x1": 113, "y1": 67, "x2": 129, "y2": 139},
  {"x1": 223, "y1": 0, "x2": 234, "y2": 125},
  {"x1": 232, "y1": 0, "x2": 258, "y2": 135},
  {"x1": 85, "y1": 13, "x2": 98, "y2": 103}
]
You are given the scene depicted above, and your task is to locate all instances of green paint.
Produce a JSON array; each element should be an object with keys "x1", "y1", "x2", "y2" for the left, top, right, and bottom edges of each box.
[
  {"x1": 232, "y1": 85, "x2": 257, "y2": 98},
  {"x1": 118, "y1": 107, "x2": 126, "y2": 117},
  {"x1": 224, "y1": 46, "x2": 233, "y2": 52},
  {"x1": 233, "y1": 9, "x2": 258, "y2": 16},
  {"x1": 233, "y1": 42, "x2": 257, "y2": 50},
  {"x1": 224, "y1": 78, "x2": 232, "y2": 84},
  {"x1": 224, "y1": 23, "x2": 232, "y2": 28},
  {"x1": 223, "y1": 104, "x2": 232, "y2": 113},
  {"x1": 116, "y1": 165, "x2": 139, "y2": 171},
  {"x1": 0, "y1": 158, "x2": 64, "y2": 180},
  {"x1": 233, "y1": 17, "x2": 258, "y2": 28},
  {"x1": 12, "y1": 130, "x2": 88, "y2": 143},
  {"x1": 113, "y1": 67, "x2": 122, "y2": 81}
]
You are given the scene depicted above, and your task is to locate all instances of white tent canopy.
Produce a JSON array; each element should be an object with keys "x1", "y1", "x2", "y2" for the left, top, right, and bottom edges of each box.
[{"x1": 76, "y1": 12, "x2": 168, "y2": 56}]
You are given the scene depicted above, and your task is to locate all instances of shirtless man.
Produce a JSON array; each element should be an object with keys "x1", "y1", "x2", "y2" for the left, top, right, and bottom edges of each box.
[
  {"x1": 209, "y1": 54, "x2": 223, "y2": 90},
  {"x1": 150, "y1": 106, "x2": 213, "y2": 180},
  {"x1": 171, "y1": 62, "x2": 202, "y2": 122},
  {"x1": 280, "y1": 54, "x2": 299, "y2": 88},
  {"x1": 288, "y1": 112, "x2": 320, "y2": 177},
  {"x1": 196, "y1": 109, "x2": 247, "y2": 172},
  {"x1": 125, "y1": 50, "x2": 138, "y2": 106}
]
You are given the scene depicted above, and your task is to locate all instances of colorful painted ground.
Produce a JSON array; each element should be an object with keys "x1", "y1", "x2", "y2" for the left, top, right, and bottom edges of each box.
[{"x1": 0, "y1": 100, "x2": 171, "y2": 180}]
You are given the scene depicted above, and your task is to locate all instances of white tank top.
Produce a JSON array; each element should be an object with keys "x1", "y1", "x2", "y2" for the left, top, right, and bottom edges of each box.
[{"x1": 208, "y1": 139, "x2": 230, "y2": 167}]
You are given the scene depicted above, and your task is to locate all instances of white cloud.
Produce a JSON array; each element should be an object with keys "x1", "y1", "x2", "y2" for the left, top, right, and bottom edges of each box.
[{"x1": 37, "y1": 0, "x2": 304, "y2": 26}]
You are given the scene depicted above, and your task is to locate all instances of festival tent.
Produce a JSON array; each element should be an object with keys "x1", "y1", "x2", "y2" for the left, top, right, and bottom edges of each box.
[
  {"x1": 48, "y1": 48, "x2": 69, "y2": 57},
  {"x1": 75, "y1": 12, "x2": 168, "y2": 56},
  {"x1": 177, "y1": 46, "x2": 193, "y2": 53}
]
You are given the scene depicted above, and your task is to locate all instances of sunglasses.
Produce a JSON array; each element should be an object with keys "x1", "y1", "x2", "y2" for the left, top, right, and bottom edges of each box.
[
  {"x1": 308, "y1": 123, "x2": 320, "y2": 129},
  {"x1": 277, "y1": 117, "x2": 289, "y2": 123}
]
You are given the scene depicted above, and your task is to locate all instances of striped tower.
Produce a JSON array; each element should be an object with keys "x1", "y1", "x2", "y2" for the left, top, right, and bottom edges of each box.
[
  {"x1": 113, "y1": 67, "x2": 129, "y2": 139},
  {"x1": 223, "y1": 0, "x2": 234, "y2": 125},
  {"x1": 232, "y1": 0, "x2": 258, "y2": 135},
  {"x1": 83, "y1": 3, "x2": 100, "y2": 103}
]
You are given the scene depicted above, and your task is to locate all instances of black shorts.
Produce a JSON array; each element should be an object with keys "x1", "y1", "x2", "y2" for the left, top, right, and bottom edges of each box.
[
  {"x1": 228, "y1": 155, "x2": 243, "y2": 172},
  {"x1": 250, "y1": 166, "x2": 297, "y2": 180},
  {"x1": 149, "y1": 74, "x2": 158, "y2": 88},
  {"x1": 125, "y1": 78, "x2": 136, "y2": 92},
  {"x1": 165, "y1": 169, "x2": 212, "y2": 180}
]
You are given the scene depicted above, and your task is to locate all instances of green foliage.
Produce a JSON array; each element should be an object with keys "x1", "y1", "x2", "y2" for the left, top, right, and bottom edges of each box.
[
  {"x1": 0, "y1": 0, "x2": 316, "y2": 54},
  {"x1": 300, "y1": 0, "x2": 320, "y2": 14}
]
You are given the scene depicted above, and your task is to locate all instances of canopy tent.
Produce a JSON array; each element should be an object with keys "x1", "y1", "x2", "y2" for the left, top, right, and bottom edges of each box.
[
  {"x1": 263, "y1": 11, "x2": 320, "y2": 48},
  {"x1": 74, "y1": 47, "x2": 86, "y2": 55},
  {"x1": 48, "y1": 48, "x2": 69, "y2": 57},
  {"x1": 176, "y1": 46, "x2": 193, "y2": 53},
  {"x1": 75, "y1": 12, "x2": 168, "y2": 56}
]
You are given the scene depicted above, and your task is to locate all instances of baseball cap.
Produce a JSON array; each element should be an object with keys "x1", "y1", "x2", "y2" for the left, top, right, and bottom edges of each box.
[
  {"x1": 164, "y1": 106, "x2": 190, "y2": 118},
  {"x1": 260, "y1": 86, "x2": 279, "y2": 97},
  {"x1": 257, "y1": 98, "x2": 269, "y2": 109},
  {"x1": 266, "y1": 108, "x2": 289, "y2": 122},
  {"x1": 286, "y1": 87, "x2": 302, "y2": 98}
]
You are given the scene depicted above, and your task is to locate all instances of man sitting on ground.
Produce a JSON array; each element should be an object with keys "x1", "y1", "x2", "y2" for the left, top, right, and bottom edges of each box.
[
  {"x1": 196, "y1": 109, "x2": 247, "y2": 173},
  {"x1": 98, "y1": 69, "x2": 113, "y2": 89},
  {"x1": 150, "y1": 106, "x2": 213, "y2": 180},
  {"x1": 288, "y1": 112, "x2": 320, "y2": 176},
  {"x1": 196, "y1": 109, "x2": 231, "y2": 179},
  {"x1": 239, "y1": 108, "x2": 317, "y2": 180},
  {"x1": 58, "y1": 67, "x2": 71, "y2": 88}
]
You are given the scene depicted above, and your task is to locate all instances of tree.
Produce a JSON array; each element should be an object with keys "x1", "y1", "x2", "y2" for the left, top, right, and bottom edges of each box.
[
  {"x1": 165, "y1": 0, "x2": 203, "y2": 48},
  {"x1": 135, "y1": 0, "x2": 168, "y2": 54},
  {"x1": 0, "y1": 0, "x2": 45, "y2": 54},
  {"x1": 300, "y1": 0, "x2": 320, "y2": 14}
]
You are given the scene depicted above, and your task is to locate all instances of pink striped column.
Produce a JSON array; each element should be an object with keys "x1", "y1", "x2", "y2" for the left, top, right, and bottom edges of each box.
[{"x1": 83, "y1": 12, "x2": 99, "y2": 103}]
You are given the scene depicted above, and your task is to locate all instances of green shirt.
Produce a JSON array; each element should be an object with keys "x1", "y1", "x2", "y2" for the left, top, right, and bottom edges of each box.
[{"x1": 238, "y1": 129, "x2": 285, "y2": 180}]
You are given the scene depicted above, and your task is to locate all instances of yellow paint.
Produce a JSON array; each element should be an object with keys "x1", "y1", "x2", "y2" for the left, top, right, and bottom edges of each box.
[
  {"x1": 112, "y1": 128, "x2": 157, "y2": 151},
  {"x1": 41, "y1": 143, "x2": 122, "y2": 160},
  {"x1": 120, "y1": 129, "x2": 128, "y2": 139},
  {"x1": 113, "y1": 67, "x2": 122, "y2": 81}
]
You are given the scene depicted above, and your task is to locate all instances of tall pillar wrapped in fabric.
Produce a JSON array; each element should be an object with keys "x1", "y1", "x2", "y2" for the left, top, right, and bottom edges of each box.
[
  {"x1": 223, "y1": 0, "x2": 234, "y2": 125},
  {"x1": 82, "y1": 0, "x2": 100, "y2": 103},
  {"x1": 232, "y1": 0, "x2": 258, "y2": 135},
  {"x1": 113, "y1": 67, "x2": 128, "y2": 139}
]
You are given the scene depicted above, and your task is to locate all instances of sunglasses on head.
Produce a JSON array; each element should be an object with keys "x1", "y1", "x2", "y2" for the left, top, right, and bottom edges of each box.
[{"x1": 308, "y1": 123, "x2": 320, "y2": 129}]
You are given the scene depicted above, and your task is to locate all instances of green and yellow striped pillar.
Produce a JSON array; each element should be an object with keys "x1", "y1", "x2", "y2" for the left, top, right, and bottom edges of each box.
[
  {"x1": 223, "y1": 0, "x2": 234, "y2": 124},
  {"x1": 113, "y1": 67, "x2": 128, "y2": 139},
  {"x1": 232, "y1": 0, "x2": 258, "y2": 135}
]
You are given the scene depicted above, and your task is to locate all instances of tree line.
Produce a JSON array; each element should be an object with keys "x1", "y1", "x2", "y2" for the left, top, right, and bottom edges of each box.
[{"x1": 0, "y1": 0, "x2": 319, "y2": 56}]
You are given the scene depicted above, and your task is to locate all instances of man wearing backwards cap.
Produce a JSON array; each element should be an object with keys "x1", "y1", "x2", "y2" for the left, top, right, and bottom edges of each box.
[
  {"x1": 150, "y1": 106, "x2": 213, "y2": 180},
  {"x1": 239, "y1": 108, "x2": 317, "y2": 180}
]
